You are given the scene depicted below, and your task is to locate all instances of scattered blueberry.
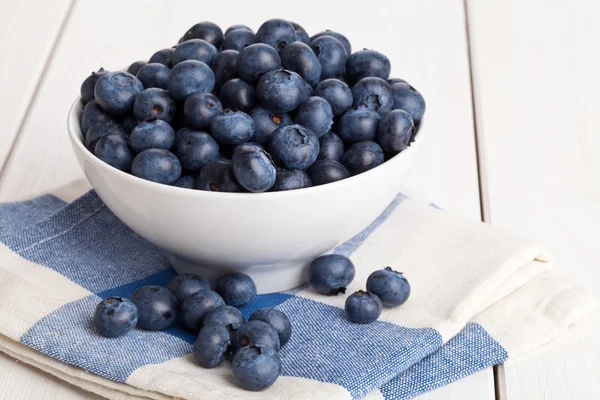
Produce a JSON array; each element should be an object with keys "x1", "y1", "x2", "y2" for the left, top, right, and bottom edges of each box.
[
  {"x1": 317, "y1": 131, "x2": 344, "y2": 161},
  {"x1": 270, "y1": 168, "x2": 311, "y2": 191},
  {"x1": 131, "y1": 148, "x2": 182, "y2": 185},
  {"x1": 293, "y1": 96, "x2": 333, "y2": 137},
  {"x1": 311, "y1": 30, "x2": 351, "y2": 56},
  {"x1": 130, "y1": 120, "x2": 176, "y2": 153},
  {"x1": 249, "y1": 308, "x2": 292, "y2": 346},
  {"x1": 237, "y1": 43, "x2": 281, "y2": 84},
  {"x1": 346, "y1": 49, "x2": 391, "y2": 84},
  {"x1": 136, "y1": 63, "x2": 170, "y2": 89},
  {"x1": 219, "y1": 78, "x2": 257, "y2": 112},
  {"x1": 307, "y1": 159, "x2": 349, "y2": 185},
  {"x1": 127, "y1": 61, "x2": 146, "y2": 76},
  {"x1": 232, "y1": 142, "x2": 276, "y2": 192},
  {"x1": 280, "y1": 41, "x2": 322, "y2": 87},
  {"x1": 180, "y1": 289, "x2": 225, "y2": 332},
  {"x1": 337, "y1": 107, "x2": 380, "y2": 143},
  {"x1": 314, "y1": 78, "x2": 353, "y2": 116},
  {"x1": 168, "y1": 60, "x2": 215, "y2": 101},
  {"x1": 196, "y1": 158, "x2": 243, "y2": 192},
  {"x1": 210, "y1": 109, "x2": 255, "y2": 145},
  {"x1": 173, "y1": 174, "x2": 196, "y2": 189},
  {"x1": 390, "y1": 80, "x2": 426, "y2": 123},
  {"x1": 183, "y1": 92, "x2": 223, "y2": 130},
  {"x1": 81, "y1": 99, "x2": 114, "y2": 133},
  {"x1": 249, "y1": 106, "x2": 292, "y2": 146},
  {"x1": 168, "y1": 273, "x2": 211, "y2": 302},
  {"x1": 345, "y1": 290, "x2": 382, "y2": 324},
  {"x1": 232, "y1": 345, "x2": 281, "y2": 391},
  {"x1": 173, "y1": 39, "x2": 218, "y2": 66},
  {"x1": 341, "y1": 140, "x2": 385, "y2": 175},
  {"x1": 308, "y1": 254, "x2": 355, "y2": 295},
  {"x1": 352, "y1": 77, "x2": 393, "y2": 114},
  {"x1": 377, "y1": 109, "x2": 414, "y2": 153},
  {"x1": 130, "y1": 285, "x2": 178, "y2": 331},
  {"x1": 93, "y1": 296, "x2": 138, "y2": 338},
  {"x1": 216, "y1": 272, "x2": 257, "y2": 306},
  {"x1": 222, "y1": 28, "x2": 255, "y2": 52},
  {"x1": 311, "y1": 35, "x2": 347, "y2": 80},
  {"x1": 174, "y1": 130, "x2": 219, "y2": 171},
  {"x1": 225, "y1": 24, "x2": 254, "y2": 36},
  {"x1": 255, "y1": 18, "x2": 296, "y2": 51},
  {"x1": 80, "y1": 68, "x2": 107, "y2": 103},
  {"x1": 231, "y1": 320, "x2": 280, "y2": 355},
  {"x1": 149, "y1": 48, "x2": 175, "y2": 67},
  {"x1": 193, "y1": 324, "x2": 231, "y2": 368},
  {"x1": 366, "y1": 267, "x2": 411, "y2": 307},
  {"x1": 256, "y1": 69, "x2": 309, "y2": 113},
  {"x1": 203, "y1": 305, "x2": 245, "y2": 331},
  {"x1": 181, "y1": 21, "x2": 224, "y2": 48},
  {"x1": 95, "y1": 71, "x2": 144, "y2": 115},
  {"x1": 290, "y1": 21, "x2": 311, "y2": 45},
  {"x1": 133, "y1": 88, "x2": 176, "y2": 123},
  {"x1": 269, "y1": 124, "x2": 320, "y2": 170},
  {"x1": 95, "y1": 134, "x2": 134, "y2": 172},
  {"x1": 211, "y1": 49, "x2": 239, "y2": 91}
]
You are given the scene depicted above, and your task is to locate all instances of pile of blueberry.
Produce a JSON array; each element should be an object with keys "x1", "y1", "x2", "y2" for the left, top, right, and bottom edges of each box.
[{"x1": 80, "y1": 19, "x2": 425, "y2": 192}]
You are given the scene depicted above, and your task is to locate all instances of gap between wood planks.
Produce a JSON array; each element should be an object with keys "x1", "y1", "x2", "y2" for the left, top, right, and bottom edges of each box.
[{"x1": 0, "y1": 0, "x2": 78, "y2": 182}]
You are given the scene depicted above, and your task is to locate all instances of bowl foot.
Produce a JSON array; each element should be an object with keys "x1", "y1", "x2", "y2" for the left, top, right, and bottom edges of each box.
[{"x1": 165, "y1": 253, "x2": 309, "y2": 294}]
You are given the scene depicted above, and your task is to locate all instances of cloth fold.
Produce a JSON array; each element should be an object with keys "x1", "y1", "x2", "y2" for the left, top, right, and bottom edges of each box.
[{"x1": 0, "y1": 182, "x2": 595, "y2": 400}]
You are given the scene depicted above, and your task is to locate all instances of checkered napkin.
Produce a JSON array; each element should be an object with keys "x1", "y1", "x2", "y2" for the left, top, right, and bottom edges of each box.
[{"x1": 0, "y1": 182, "x2": 595, "y2": 400}]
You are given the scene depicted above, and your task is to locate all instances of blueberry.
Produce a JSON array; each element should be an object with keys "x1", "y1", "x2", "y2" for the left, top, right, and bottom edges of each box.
[
  {"x1": 81, "y1": 99, "x2": 114, "y2": 133},
  {"x1": 95, "y1": 71, "x2": 144, "y2": 115},
  {"x1": 311, "y1": 36, "x2": 347, "y2": 80},
  {"x1": 130, "y1": 285, "x2": 178, "y2": 331},
  {"x1": 231, "y1": 320, "x2": 280, "y2": 356},
  {"x1": 211, "y1": 49, "x2": 239, "y2": 91},
  {"x1": 149, "y1": 48, "x2": 175, "y2": 67},
  {"x1": 121, "y1": 114, "x2": 138, "y2": 132},
  {"x1": 255, "y1": 18, "x2": 296, "y2": 51},
  {"x1": 95, "y1": 134, "x2": 134, "y2": 172},
  {"x1": 180, "y1": 289, "x2": 225, "y2": 332},
  {"x1": 222, "y1": 29, "x2": 255, "y2": 52},
  {"x1": 346, "y1": 49, "x2": 391, "y2": 84},
  {"x1": 130, "y1": 120, "x2": 175, "y2": 153},
  {"x1": 307, "y1": 254, "x2": 355, "y2": 295},
  {"x1": 377, "y1": 110, "x2": 414, "y2": 153},
  {"x1": 294, "y1": 96, "x2": 333, "y2": 137},
  {"x1": 127, "y1": 61, "x2": 146, "y2": 76},
  {"x1": 183, "y1": 92, "x2": 223, "y2": 130},
  {"x1": 249, "y1": 308, "x2": 292, "y2": 347},
  {"x1": 219, "y1": 78, "x2": 257, "y2": 113},
  {"x1": 181, "y1": 21, "x2": 224, "y2": 48},
  {"x1": 131, "y1": 148, "x2": 181, "y2": 184},
  {"x1": 311, "y1": 30, "x2": 352, "y2": 56},
  {"x1": 257, "y1": 69, "x2": 310, "y2": 113},
  {"x1": 290, "y1": 21, "x2": 311, "y2": 45},
  {"x1": 270, "y1": 168, "x2": 311, "y2": 192},
  {"x1": 168, "y1": 273, "x2": 211, "y2": 302},
  {"x1": 269, "y1": 124, "x2": 319, "y2": 170},
  {"x1": 196, "y1": 158, "x2": 243, "y2": 192},
  {"x1": 216, "y1": 272, "x2": 257, "y2": 306},
  {"x1": 210, "y1": 109, "x2": 254, "y2": 145},
  {"x1": 341, "y1": 140, "x2": 384, "y2": 175},
  {"x1": 232, "y1": 143, "x2": 276, "y2": 192},
  {"x1": 80, "y1": 68, "x2": 107, "y2": 104},
  {"x1": 388, "y1": 78, "x2": 406, "y2": 85},
  {"x1": 390, "y1": 81, "x2": 426, "y2": 123},
  {"x1": 173, "y1": 174, "x2": 196, "y2": 189},
  {"x1": 237, "y1": 43, "x2": 281, "y2": 85},
  {"x1": 136, "y1": 63, "x2": 170, "y2": 89},
  {"x1": 174, "y1": 131, "x2": 219, "y2": 172},
  {"x1": 168, "y1": 60, "x2": 215, "y2": 101},
  {"x1": 232, "y1": 345, "x2": 281, "y2": 391},
  {"x1": 314, "y1": 78, "x2": 353, "y2": 117},
  {"x1": 173, "y1": 39, "x2": 218, "y2": 66},
  {"x1": 248, "y1": 107, "x2": 292, "y2": 147},
  {"x1": 318, "y1": 131, "x2": 344, "y2": 161},
  {"x1": 203, "y1": 305, "x2": 245, "y2": 331},
  {"x1": 225, "y1": 24, "x2": 254, "y2": 36},
  {"x1": 366, "y1": 267, "x2": 411, "y2": 307},
  {"x1": 345, "y1": 290, "x2": 382, "y2": 324},
  {"x1": 85, "y1": 120, "x2": 127, "y2": 152},
  {"x1": 307, "y1": 159, "x2": 349, "y2": 186},
  {"x1": 175, "y1": 127, "x2": 195, "y2": 142},
  {"x1": 133, "y1": 88, "x2": 176, "y2": 123},
  {"x1": 193, "y1": 324, "x2": 231, "y2": 368},
  {"x1": 352, "y1": 77, "x2": 393, "y2": 114},
  {"x1": 93, "y1": 296, "x2": 138, "y2": 338},
  {"x1": 280, "y1": 41, "x2": 321, "y2": 87},
  {"x1": 337, "y1": 107, "x2": 380, "y2": 143}
]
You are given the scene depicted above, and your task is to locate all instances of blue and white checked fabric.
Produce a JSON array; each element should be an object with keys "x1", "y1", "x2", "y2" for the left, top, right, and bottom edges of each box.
[{"x1": 0, "y1": 185, "x2": 595, "y2": 400}]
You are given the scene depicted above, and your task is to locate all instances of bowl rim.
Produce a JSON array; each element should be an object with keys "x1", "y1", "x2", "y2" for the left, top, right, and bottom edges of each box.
[{"x1": 68, "y1": 96, "x2": 421, "y2": 200}]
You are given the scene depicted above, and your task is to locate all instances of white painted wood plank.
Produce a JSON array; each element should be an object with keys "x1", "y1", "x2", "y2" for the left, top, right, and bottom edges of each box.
[
  {"x1": 0, "y1": 0, "x2": 73, "y2": 172},
  {"x1": 0, "y1": 0, "x2": 491, "y2": 399},
  {"x1": 415, "y1": 369, "x2": 495, "y2": 400},
  {"x1": 467, "y1": 0, "x2": 600, "y2": 398}
]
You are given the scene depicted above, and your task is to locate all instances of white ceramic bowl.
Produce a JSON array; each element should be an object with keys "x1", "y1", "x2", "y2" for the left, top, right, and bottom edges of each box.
[{"x1": 68, "y1": 98, "x2": 420, "y2": 293}]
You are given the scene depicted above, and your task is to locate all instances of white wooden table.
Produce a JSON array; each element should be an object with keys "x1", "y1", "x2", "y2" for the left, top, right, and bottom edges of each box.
[{"x1": 0, "y1": 0, "x2": 598, "y2": 398}]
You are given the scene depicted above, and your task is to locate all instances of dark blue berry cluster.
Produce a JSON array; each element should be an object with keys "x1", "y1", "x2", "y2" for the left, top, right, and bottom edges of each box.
[{"x1": 80, "y1": 19, "x2": 425, "y2": 193}]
